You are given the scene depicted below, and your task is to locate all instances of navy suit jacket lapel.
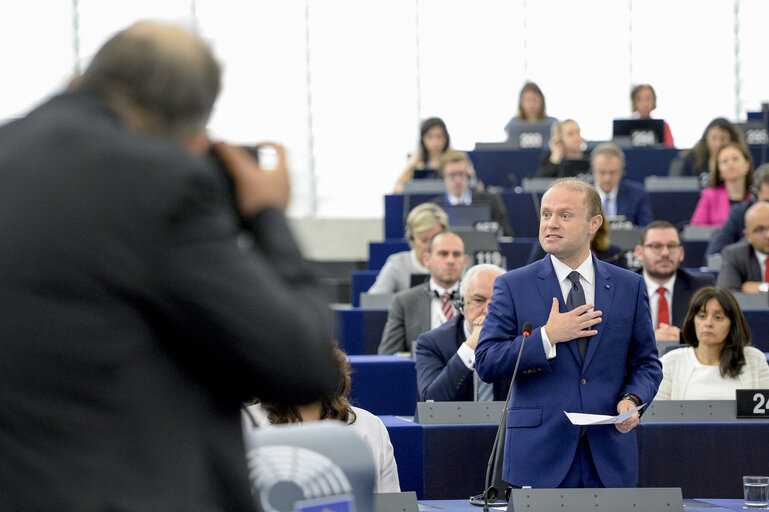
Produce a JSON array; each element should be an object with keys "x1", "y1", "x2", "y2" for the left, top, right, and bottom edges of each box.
[{"x1": 583, "y1": 258, "x2": 614, "y2": 370}]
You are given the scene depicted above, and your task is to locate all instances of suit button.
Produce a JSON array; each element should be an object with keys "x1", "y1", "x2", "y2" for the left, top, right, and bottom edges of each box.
[{"x1": 581, "y1": 378, "x2": 587, "y2": 385}]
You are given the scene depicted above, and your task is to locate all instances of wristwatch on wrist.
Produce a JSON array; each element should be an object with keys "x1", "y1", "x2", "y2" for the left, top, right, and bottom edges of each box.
[
  {"x1": 759, "y1": 282, "x2": 769, "y2": 293},
  {"x1": 619, "y1": 393, "x2": 641, "y2": 407}
]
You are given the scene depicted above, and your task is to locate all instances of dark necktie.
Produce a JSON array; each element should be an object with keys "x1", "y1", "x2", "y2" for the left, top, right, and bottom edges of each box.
[{"x1": 566, "y1": 271, "x2": 588, "y2": 360}]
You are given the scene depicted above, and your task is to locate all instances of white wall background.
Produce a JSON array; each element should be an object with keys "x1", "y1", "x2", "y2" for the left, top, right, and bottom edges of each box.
[{"x1": 1, "y1": 0, "x2": 767, "y2": 218}]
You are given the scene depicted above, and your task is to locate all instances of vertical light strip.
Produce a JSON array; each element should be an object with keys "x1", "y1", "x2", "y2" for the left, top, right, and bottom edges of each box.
[
  {"x1": 733, "y1": 0, "x2": 741, "y2": 120},
  {"x1": 190, "y1": 0, "x2": 197, "y2": 29},
  {"x1": 628, "y1": 0, "x2": 633, "y2": 84},
  {"x1": 304, "y1": 0, "x2": 318, "y2": 215},
  {"x1": 414, "y1": 0, "x2": 422, "y2": 118},
  {"x1": 72, "y1": 0, "x2": 80, "y2": 75},
  {"x1": 522, "y1": 0, "x2": 528, "y2": 77}
]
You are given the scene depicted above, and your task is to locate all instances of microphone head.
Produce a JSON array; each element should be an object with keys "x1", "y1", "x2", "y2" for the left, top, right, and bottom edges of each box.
[{"x1": 522, "y1": 322, "x2": 533, "y2": 336}]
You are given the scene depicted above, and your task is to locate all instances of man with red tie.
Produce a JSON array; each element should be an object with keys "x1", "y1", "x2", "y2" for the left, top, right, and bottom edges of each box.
[{"x1": 634, "y1": 221, "x2": 714, "y2": 341}]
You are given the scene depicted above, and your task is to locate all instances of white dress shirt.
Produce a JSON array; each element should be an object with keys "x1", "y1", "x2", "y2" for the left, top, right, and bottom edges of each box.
[
  {"x1": 446, "y1": 188, "x2": 472, "y2": 206},
  {"x1": 541, "y1": 254, "x2": 595, "y2": 358}
]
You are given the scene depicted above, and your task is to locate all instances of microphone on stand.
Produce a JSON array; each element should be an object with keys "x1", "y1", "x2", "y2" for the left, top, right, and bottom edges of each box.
[{"x1": 471, "y1": 321, "x2": 533, "y2": 511}]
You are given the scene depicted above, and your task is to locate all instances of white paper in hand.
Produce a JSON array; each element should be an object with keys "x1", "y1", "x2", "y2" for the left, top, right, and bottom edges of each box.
[{"x1": 564, "y1": 404, "x2": 645, "y2": 425}]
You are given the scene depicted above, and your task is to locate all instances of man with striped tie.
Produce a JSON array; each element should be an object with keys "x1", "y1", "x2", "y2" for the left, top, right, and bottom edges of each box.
[
  {"x1": 378, "y1": 231, "x2": 467, "y2": 355},
  {"x1": 415, "y1": 264, "x2": 510, "y2": 401}
]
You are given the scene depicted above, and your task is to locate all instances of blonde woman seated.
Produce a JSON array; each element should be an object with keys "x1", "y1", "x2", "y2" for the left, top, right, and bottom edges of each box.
[
  {"x1": 368, "y1": 202, "x2": 448, "y2": 294},
  {"x1": 655, "y1": 286, "x2": 769, "y2": 400},
  {"x1": 243, "y1": 345, "x2": 400, "y2": 493}
]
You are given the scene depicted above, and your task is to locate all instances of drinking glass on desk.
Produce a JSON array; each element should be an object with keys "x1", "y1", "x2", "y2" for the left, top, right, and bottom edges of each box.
[{"x1": 743, "y1": 476, "x2": 769, "y2": 508}]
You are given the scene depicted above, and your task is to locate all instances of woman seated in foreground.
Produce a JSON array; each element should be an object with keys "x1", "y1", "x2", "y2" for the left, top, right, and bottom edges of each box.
[
  {"x1": 655, "y1": 286, "x2": 769, "y2": 400},
  {"x1": 243, "y1": 345, "x2": 401, "y2": 493}
]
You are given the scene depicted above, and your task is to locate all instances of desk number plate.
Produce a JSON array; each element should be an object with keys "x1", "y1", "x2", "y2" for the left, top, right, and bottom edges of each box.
[{"x1": 736, "y1": 389, "x2": 769, "y2": 418}]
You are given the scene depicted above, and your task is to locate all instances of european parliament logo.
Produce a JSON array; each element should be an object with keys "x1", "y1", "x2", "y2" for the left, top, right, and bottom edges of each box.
[{"x1": 294, "y1": 495, "x2": 355, "y2": 512}]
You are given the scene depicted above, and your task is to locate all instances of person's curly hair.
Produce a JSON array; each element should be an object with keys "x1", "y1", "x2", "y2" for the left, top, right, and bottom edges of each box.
[{"x1": 258, "y1": 344, "x2": 357, "y2": 425}]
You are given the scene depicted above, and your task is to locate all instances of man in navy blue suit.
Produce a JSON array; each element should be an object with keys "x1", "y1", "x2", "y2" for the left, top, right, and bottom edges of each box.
[
  {"x1": 415, "y1": 264, "x2": 509, "y2": 401},
  {"x1": 476, "y1": 178, "x2": 661, "y2": 489},
  {"x1": 592, "y1": 142, "x2": 654, "y2": 227}
]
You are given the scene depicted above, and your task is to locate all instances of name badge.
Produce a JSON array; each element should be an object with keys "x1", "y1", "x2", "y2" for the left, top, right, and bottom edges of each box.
[{"x1": 736, "y1": 389, "x2": 769, "y2": 418}]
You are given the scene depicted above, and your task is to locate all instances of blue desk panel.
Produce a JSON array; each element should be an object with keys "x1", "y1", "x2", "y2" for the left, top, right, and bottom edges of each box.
[
  {"x1": 384, "y1": 418, "x2": 769, "y2": 500},
  {"x1": 681, "y1": 240, "x2": 708, "y2": 268},
  {"x1": 647, "y1": 190, "x2": 700, "y2": 228},
  {"x1": 350, "y1": 270, "x2": 378, "y2": 306},
  {"x1": 500, "y1": 192, "x2": 540, "y2": 238},
  {"x1": 381, "y1": 415, "x2": 423, "y2": 498},
  {"x1": 369, "y1": 240, "x2": 409, "y2": 271},
  {"x1": 386, "y1": 190, "x2": 701, "y2": 249},
  {"x1": 385, "y1": 195, "x2": 406, "y2": 239},
  {"x1": 637, "y1": 422, "x2": 769, "y2": 499},
  {"x1": 744, "y1": 309, "x2": 769, "y2": 352},
  {"x1": 333, "y1": 306, "x2": 388, "y2": 355},
  {"x1": 468, "y1": 147, "x2": 679, "y2": 188},
  {"x1": 348, "y1": 355, "x2": 416, "y2": 416},
  {"x1": 499, "y1": 238, "x2": 537, "y2": 270}
]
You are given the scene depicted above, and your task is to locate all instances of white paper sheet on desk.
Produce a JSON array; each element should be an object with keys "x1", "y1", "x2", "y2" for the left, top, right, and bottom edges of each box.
[{"x1": 564, "y1": 404, "x2": 645, "y2": 425}]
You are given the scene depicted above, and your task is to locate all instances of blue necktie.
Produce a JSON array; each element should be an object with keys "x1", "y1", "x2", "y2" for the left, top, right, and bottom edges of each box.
[
  {"x1": 475, "y1": 373, "x2": 494, "y2": 402},
  {"x1": 604, "y1": 196, "x2": 612, "y2": 217}
]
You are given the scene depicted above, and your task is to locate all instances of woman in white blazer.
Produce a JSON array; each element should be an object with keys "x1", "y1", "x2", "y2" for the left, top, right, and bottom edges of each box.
[{"x1": 656, "y1": 286, "x2": 769, "y2": 400}]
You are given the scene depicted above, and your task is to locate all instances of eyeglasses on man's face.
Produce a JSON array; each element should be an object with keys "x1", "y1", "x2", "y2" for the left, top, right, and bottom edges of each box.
[{"x1": 642, "y1": 243, "x2": 681, "y2": 252}]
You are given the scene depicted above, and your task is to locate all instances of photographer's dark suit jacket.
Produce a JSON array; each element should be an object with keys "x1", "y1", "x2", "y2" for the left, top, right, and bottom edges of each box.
[
  {"x1": 415, "y1": 314, "x2": 510, "y2": 401},
  {"x1": 0, "y1": 92, "x2": 337, "y2": 512}
]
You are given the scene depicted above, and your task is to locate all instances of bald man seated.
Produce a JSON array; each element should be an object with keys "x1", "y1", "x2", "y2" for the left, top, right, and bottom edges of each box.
[{"x1": 717, "y1": 202, "x2": 769, "y2": 294}]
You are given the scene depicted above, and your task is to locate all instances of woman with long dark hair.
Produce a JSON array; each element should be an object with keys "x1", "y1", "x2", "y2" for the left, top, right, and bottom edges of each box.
[
  {"x1": 394, "y1": 117, "x2": 452, "y2": 193},
  {"x1": 655, "y1": 286, "x2": 769, "y2": 399}
]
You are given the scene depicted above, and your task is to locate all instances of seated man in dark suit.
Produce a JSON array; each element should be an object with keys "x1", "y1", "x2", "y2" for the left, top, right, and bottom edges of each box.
[
  {"x1": 717, "y1": 202, "x2": 769, "y2": 294},
  {"x1": 592, "y1": 142, "x2": 654, "y2": 227},
  {"x1": 430, "y1": 150, "x2": 514, "y2": 237},
  {"x1": 377, "y1": 231, "x2": 468, "y2": 355},
  {"x1": 415, "y1": 264, "x2": 509, "y2": 401},
  {"x1": 635, "y1": 221, "x2": 714, "y2": 341},
  {"x1": 707, "y1": 164, "x2": 769, "y2": 256}
]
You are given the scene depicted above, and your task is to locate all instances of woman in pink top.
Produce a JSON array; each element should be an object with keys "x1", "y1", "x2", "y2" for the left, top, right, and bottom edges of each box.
[{"x1": 690, "y1": 142, "x2": 753, "y2": 227}]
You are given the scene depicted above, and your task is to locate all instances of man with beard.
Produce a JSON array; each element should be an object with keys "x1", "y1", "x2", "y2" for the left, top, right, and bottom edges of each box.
[{"x1": 635, "y1": 221, "x2": 714, "y2": 341}]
